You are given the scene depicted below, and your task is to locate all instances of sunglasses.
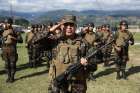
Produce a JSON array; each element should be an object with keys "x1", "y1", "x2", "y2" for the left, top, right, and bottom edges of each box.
[
  {"x1": 121, "y1": 24, "x2": 127, "y2": 26},
  {"x1": 64, "y1": 23, "x2": 75, "y2": 27}
]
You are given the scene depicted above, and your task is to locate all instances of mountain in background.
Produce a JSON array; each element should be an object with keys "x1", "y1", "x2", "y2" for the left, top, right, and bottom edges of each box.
[
  {"x1": 0, "y1": 9, "x2": 140, "y2": 25},
  {"x1": 0, "y1": 10, "x2": 44, "y2": 20},
  {"x1": 0, "y1": 9, "x2": 140, "y2": 19}
]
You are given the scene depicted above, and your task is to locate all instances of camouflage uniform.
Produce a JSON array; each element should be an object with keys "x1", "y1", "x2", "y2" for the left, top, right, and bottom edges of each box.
[
  {"x1": 101, "y1": 24, "x2": 113, "y2": 66},
  {"x1": 48, "y1": 15, "x2": 93, "y2": 93},
  {"x1": 114, "y1": 20, "x2": 134, "y2": 79},
  {"x1": 31, "y1": 25, "x2": 42, "y2": 67},
  {"x1": 25, "y1": 25, "x2": 36, "y2": 67},
  {"x1": 82, "y1": 24, "x2": 98, "y2": 80},
  {"x1": 95, "y1": 26, "x2": 104, "y2": 63},
  {"x1": 1, "y1": 18, "x2": 19, "y2": 83}
]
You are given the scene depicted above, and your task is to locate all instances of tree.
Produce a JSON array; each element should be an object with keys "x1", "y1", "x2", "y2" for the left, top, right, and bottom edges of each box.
[{"x1": 15, "y1": 18, "x2": 29, "y2": 27}]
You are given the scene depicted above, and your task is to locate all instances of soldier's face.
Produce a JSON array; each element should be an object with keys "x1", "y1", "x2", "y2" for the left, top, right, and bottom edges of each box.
[
  {"x1": 4, "y1": 23, "x2": 11, "y2": 29},
  {"x1": 64, "y1": 23, "x2": 76, "y2": 36},
  {"x1": 88, "y1": 26, "x2": 93, "y2": 31},
  {"x1": 105, "y1": 27, "x2": 110, "y2": 31},
  {"x1": 102, "y1": 26, "x2": 106, "y2": 31},
  {"x1": 120, "y1": 24, "x2": 127, "y2": 31}
]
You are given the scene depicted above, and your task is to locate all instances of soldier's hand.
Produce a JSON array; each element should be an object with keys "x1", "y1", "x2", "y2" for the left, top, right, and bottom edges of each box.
[
  {"x1": 115, "y1": 46, "x2": 121, "y2": 52},
  {"x1": 49, "y1": 21, "x2": 64, "y2": 32},
  {"x1": 94, "y1": 42, "x2": 98, "y2": 46},
  {"x1": 80, "y1": 57, "x2": 88, "y2": 66},
  {"x1": 129, "y1": 41, "x2": 133, "y2": 45},
  {"x1": 83, "y1": 27, "x2": 89, "y2": 32},
  {"x1": 58, "y1": 20, "x2": 65, "y2": 25}
]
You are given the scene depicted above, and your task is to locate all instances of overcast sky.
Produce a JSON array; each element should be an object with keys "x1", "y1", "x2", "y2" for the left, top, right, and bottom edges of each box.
[{"x1": 0, "y1": 0, "x2": 140, "y2": 12}]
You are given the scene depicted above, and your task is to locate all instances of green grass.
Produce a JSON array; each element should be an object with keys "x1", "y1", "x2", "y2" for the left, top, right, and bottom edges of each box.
[
  {"x1": 0, "y1": 34, "x2": 140, "y2": 93},
  {"x1": 133, "y1": 32, "x2": 140, "y2": 41}
]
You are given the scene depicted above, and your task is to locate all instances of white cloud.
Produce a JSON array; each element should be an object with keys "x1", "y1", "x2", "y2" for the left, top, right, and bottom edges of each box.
[{"x1": 0, "y1": 0, "x2": 140, "y2": 12}]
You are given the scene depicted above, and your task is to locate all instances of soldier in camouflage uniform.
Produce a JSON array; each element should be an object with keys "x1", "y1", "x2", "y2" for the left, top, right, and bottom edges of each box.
[
  {"x1": 31, "y1": 24, "x2": 42, "y2": 67},
  {"x1": 25, "y1": 24, "x2": 36, "y2": 67},
  {"x1": 46, "y1": 15, "x2": 95, "y2": 93},
  {"x1": 81, "y1": 23, "x2": 98, "y2": 80},
  {"x1": 1, "y1": 18, "x2": 20, "y2": 83},
  {"x1": 114, "y1": 20, "x2": 134, "y2": 80},
  {"x1": 0, "y1": 24, "x2": 4, "y2": 48},
  {"x1": 101, "y1": 24, "x2": 113, "y2": 67}
]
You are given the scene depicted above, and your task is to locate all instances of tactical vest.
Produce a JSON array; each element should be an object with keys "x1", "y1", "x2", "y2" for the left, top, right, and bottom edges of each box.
[
  {"x1": 56, "y1": 38, "x2": 81, "y2": 64},
  {"x1": 2, "y1": 29, "x2": 15, "y2": 44},
  {"x1": 115, "y1": 30, "x2": 131, "y2": 47}
]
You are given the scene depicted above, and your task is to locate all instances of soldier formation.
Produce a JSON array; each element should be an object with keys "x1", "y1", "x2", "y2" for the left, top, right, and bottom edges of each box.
[{"x1": 0, "y1": 15, "x2": 134, "y2": 93}]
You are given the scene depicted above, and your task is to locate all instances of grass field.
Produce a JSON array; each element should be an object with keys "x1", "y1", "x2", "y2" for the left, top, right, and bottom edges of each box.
[
  {"x1": 133, "y1": 32, "x2": 140, "y2": 42},
  {"x1": 0, "y1": 33, "x2": 140, "y2": 93}
]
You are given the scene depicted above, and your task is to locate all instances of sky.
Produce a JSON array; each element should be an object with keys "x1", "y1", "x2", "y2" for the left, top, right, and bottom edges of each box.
[{"x1": 0, "y1": 0, "x2": 140, "y2": 12}]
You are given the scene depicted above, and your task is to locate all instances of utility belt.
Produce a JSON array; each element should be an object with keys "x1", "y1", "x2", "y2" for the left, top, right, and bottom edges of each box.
[{"x1": 71, "y1": 80, "x2": 84, "y2": 84}]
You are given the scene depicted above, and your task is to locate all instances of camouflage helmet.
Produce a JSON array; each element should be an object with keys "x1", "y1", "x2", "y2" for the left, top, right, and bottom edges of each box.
[
  {"x1": 88, "y1": 22, "x2": 94, "y2": 27},
  {"x1": 101, "y1": 24, "x2": 106, "y2": 28},
  {"x1": 62, "y1": 15, "x2": 76, "y2": 24},
  {"x1": 31, "y1": 24, "x2": 35, "y2": 28}
]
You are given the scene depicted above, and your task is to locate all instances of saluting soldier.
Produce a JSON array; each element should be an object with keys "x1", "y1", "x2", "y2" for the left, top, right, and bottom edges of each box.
[
  {"x1": 46, "y1": 15, "x2": 96, "y2": 93},
  {"x1": 1, "y1": 18, "x2": 20, "y2": 83}
]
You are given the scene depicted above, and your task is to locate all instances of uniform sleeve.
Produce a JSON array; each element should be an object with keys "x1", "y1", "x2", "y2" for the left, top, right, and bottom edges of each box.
[{"x1": 129, "y1": 32, "x2": 134, "y2": 45}]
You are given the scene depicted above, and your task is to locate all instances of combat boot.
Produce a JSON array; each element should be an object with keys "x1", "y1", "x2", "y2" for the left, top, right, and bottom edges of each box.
[
  {"x1": 122, "y1": 70, "x2": 127, "y2": 80},
  {"x1": 9, "y1": 73, "x2": 15, "y2": 83},
  {"x1": 48, "y1": 84, "x2": 53, "y2": 93},
  {"x1": 116, "y1": 71, "x2": 121, "y2": 80},
  {"x1": 6, "y1": 72, "x2": 11, "y2": 83},
  {"x1": 9, "y1": 70, "x2": 15, "y2": 83},
  {"x1": 29, "y1": 61, "x2": 33, "y2": 68}
]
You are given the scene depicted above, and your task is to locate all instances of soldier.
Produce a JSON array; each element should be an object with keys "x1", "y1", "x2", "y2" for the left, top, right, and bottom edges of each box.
[
  {"x1": 31, "y1": 24, "x2": 42, "y2": 67},
  {"x1": 25, "y1": 24, "x2": 36, "y2": 67},
  {"x1": 101, "y1": 24, "x2": 113, "y2": 67},
  {"x1": 0, "y1": 24, "x2": 4, "y2": 48},
  {"x1": 113, "y1": 20, "x2": 134, "y2": 80},
  {"x1": 46, "y1": 15, "x2": 95, "y2": 93},
  {"x1": 95, "y1": 26, "x2": 104, "y2": 62},
  {"x1": 1, "y1": 18, "x2": 18, "y2": 83},
  {"x1": 96, "y1": 26, "x2": 103, "y2": 39},
  {"x1": 81, "y1": 23, "x2": 98, "y2": 80}
]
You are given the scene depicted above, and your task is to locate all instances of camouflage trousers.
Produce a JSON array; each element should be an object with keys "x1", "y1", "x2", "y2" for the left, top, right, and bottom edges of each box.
[
  {"x1": 115, "y1": 46, "x2": 129, "y2": 71},
  {"x1": 2, "y1": 45, "x2": 18, "y2": 82},
  {"x1": 102, "y1": 45, "x2": 112, "y2": 66},
  {"x1": 32, "y1": 45, "x2": 41, "y2": 67},
  {"x1": 114, "y1": 47, "x2": 129, "y2": 79},
  {"x1": 27, "y1": 44, "x2": 34, "y2": 67}
]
